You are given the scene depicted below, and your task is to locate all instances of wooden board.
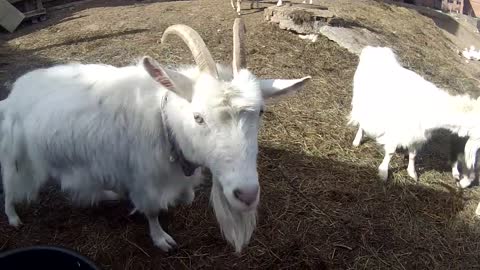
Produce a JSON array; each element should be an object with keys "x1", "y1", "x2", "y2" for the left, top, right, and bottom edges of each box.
[{"x1": 0, "y1": 0, "x2": 25, "y2": 32}]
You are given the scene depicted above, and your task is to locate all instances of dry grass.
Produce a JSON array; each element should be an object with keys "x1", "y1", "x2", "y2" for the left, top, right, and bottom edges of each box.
[{"x1": 1, "y1": 0, "x2": 480, "y2": 269}]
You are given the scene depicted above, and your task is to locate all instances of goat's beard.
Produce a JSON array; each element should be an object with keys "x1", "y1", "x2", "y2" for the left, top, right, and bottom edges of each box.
[{"x1": 210, "y1": 177, "x2": 257, "y2": 253}]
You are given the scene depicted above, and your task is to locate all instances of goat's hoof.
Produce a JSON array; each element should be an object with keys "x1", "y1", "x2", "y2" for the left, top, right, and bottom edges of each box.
[
  {"x1": 378, "y1": 169, "x2": 388, "y2": 181},
  {"x1": 452, "y1": 171, "x2": 461, "y2": 181},
  {"x1": 407, "y1": 169, "x2": 418, "y2": 181},
  {"x1": 153, "y1": 233, "x2": 178, "y2": 252},
  {"x1": 129, "y1": 207, "x2": 139, "y2": 216},
  {"x1": 475, "y1": 203, "x2": 480, "y2": 216},
  {"x1": 352, "y1": 140, "x2": 361, "y2": 147},
  {"x1": 457, "y1": 178, "x2": 472, "y2": 189},
  {"x1": 8, "y1": 216, "x2": 23, "y2": 228}
]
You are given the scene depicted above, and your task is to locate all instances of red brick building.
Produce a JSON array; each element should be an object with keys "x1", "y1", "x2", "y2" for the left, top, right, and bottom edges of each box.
[
  {"x1": 464, "y1": 0, "x2": 480, "y2": 16},
  {"x1": 392, "y1": 0, "x2": 480, "y2": 17}
]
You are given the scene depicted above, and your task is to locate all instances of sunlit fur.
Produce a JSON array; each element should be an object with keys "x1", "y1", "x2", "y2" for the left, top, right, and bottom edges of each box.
[
  {"x1": 349, "y1": 46, "x2": 480, "y2": 184},
  {"x1": 1, "y1": 57, "x2": 309, "y2": 252}
]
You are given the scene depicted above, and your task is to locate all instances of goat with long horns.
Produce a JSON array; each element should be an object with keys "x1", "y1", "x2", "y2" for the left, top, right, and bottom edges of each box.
[{"x1": 1, "y1": 18, "x2": 311, "y2": 253}]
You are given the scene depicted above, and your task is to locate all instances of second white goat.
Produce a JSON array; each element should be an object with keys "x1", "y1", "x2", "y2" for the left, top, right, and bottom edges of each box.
[{"x1": 349, "y1": 46, "x2": 480, "y2": 183}]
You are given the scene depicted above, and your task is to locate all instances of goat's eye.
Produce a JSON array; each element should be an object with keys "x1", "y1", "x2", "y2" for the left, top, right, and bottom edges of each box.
[{"x1": 193, "y1": 113, "x2": 204, "y2": 124}]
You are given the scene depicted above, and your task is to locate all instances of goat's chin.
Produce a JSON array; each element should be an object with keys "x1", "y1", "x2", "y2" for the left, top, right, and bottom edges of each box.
[{"x1": 210, "y1": 179, "x2": 257, "y2": 253}]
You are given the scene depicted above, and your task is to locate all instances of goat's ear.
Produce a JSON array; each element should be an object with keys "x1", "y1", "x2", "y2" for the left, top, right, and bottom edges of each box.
[
  {"x1": 142, "y1": 56, "x2": 194, "y2": 102},
  {"x1": 259, "y1": 76, "x2": 311, "y2": 102}
]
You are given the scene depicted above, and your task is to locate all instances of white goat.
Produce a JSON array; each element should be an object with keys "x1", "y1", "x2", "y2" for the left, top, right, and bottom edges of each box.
[
  {"x1": 1, "y1": 18, "x2": 311, "y2": 253},
  {"x1": 231, "y1": 0, "x2": 313, "y2": 15},
  {"x1": 349, "y1": 46, "x2": 480, "y2": 184},
  {"x1": 231, "y1": 0, "x2": 259, "y2": 15}
]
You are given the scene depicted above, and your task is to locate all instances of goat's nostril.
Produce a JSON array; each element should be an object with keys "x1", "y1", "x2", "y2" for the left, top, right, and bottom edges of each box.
[{"x1": 233, "y1": 186, "x2": 259, "y2": 206}]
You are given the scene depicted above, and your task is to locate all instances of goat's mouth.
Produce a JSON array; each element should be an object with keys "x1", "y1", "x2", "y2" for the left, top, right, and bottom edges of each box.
[
  {"x1": 208, "y1": 169, "x2": 260, "y2": 212},
  {"x1": 216, "y1": 182, "x2": 260, "y2": 212}
]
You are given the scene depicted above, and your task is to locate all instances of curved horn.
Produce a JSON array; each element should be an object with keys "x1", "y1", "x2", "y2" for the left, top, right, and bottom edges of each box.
[
  {"x1": 232, "y1": 18, "x2": 247, "y2": 75},
  {"x1": 161, "y1": 24, "x2": 218, "y2": 78}
]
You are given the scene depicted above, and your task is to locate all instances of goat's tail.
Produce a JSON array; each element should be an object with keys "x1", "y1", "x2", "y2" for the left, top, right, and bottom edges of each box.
[{"x1": 210, "y1": 178, "x2": 257, "y2": 253}]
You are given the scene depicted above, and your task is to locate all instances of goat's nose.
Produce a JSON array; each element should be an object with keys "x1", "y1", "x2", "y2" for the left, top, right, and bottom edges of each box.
[{"x1": 233, "y1": 185, "x2": 259, "y2": 206}]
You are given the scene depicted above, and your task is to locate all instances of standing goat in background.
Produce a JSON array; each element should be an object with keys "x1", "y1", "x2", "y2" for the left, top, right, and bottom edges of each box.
[
  {"x1": 1, "y1": 18, "x2": 311, "y2": 253},
  {"x1": 349, "y1": 46, "x2": 480, "y2": 184},
  {"x1": 231, "y1": 0, "x2": 313, "y2": 15}
]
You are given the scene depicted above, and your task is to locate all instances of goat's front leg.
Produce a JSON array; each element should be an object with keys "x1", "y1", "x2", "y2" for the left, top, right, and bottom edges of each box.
[
  {"x1": 476, "y1": 202, "x2": 480, "y2": 216},
  {"x1": 452, "y1": 160, "x2": 461, "y2": 180},
  {"x1": 231, "y1": 0, "x2": 236, "y2": 10},
  {"x1": 236, "y1": 0, "x2": 241, "y2": 15},
  {"x1": 352, "y1": 126, "x2": 364, "y2": 147},
  {"x1": 3, "y1": 165, "x2": 22, "y2": 227},
  {"x1": 407, "y1": 148, "x2": 418, "y2": 181},
  {"x1": 379, "y1": 144, "x2": 396, "y2": 181},
  {"x1": 146, "y1": 213, "x2": 177, "y2": 251},
  {"x1": 4, "y1": 193, "x2": 22, "y2": 227},
  {"x1": 276, "y1": 0, "x2": 283, "y2": 6},
  {"x1": 457, "y1": 169, "x2": 475, "y2": 189}
]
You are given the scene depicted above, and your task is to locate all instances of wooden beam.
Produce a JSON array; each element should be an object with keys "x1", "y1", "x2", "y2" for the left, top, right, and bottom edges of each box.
[{"x1": 0, "y1": 0, "x2": 25, "y2": 32}]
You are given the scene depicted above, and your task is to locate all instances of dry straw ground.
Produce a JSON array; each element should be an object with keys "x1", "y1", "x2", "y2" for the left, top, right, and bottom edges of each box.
[{"x1": 1, "y1": 0, "x2": 480, "y2": 269}]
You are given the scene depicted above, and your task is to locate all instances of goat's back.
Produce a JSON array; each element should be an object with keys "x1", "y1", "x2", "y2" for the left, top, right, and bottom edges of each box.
[{"x1": 2, "y1": 62, "x2": 173, "y2": 190}]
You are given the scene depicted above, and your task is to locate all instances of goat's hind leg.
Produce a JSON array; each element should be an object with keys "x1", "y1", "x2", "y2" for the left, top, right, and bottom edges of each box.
[
  {"x1": 407, "y1": 148, "x2": 418, "y2": 181},
  {"x1": 2, "y1": 161, "x2": 36, "y2": 227},
  {"x1": 236, "y1": 0, "x2": 241, "y2": 15},
  {"x1": 452, "y1": 159, "x2": 461, "y2": 180},
  {"x1": 378, "y1": 144, "x2": 396, "y2": 181},
  {"x1": 2, "y1": 164, "x2": 20, "y2": 226},
  {"x1": 352, "y1": 126, "x2": 364, "y2": 147}
]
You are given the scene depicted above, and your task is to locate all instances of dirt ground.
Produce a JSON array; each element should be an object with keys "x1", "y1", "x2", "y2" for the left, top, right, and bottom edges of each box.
[{"x1": 1, "y1": 0, "x2": 480, "y2": 269}]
